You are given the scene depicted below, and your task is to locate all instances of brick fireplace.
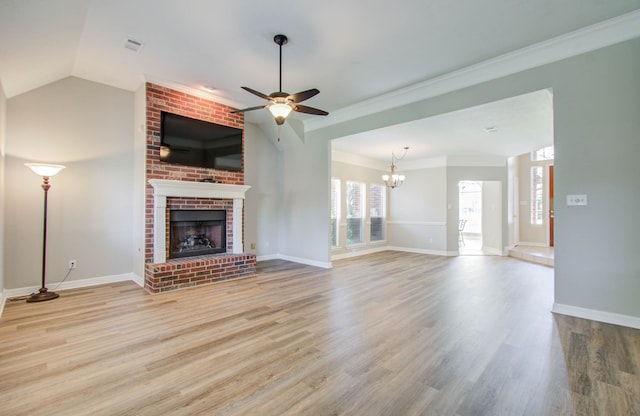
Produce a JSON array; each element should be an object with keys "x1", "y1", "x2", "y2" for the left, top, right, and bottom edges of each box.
[{"x1": 144, "y1": 83, "x2": 256, "y2": 293}]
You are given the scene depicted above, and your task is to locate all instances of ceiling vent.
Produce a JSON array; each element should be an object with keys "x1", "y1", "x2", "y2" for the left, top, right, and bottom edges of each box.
[{"x1": 124, "y1": 38, "x2": 143, "y2": 53}]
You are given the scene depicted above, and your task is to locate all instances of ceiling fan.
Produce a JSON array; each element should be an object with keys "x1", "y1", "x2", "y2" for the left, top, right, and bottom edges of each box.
[{"x1": 231, "y1": 34, "x2": 329, "y2": 125}]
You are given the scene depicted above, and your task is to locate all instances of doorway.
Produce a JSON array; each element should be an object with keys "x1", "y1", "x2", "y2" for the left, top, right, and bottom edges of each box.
[{"x1": 459, "y1": 180, "x2": 502, "y2": 255}]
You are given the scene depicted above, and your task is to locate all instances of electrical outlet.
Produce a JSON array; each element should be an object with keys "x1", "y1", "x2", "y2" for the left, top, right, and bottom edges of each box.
[
  {"x1": 250, "y1": 243, "x2": 256, "y2": 250},
  {"x1": 69, "y1": 260, "x2": 77, "y2": 269}
]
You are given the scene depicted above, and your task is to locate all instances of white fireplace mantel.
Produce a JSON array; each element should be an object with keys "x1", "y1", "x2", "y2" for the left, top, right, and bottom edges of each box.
[{"x1": 149, "y1": 179, "x2": 251, "y2": 263}]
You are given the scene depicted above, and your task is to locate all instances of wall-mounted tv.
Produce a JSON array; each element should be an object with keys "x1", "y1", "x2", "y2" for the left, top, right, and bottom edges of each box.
[{"x1": 160, "y1": 111, "x2": 243, "y2": 172}]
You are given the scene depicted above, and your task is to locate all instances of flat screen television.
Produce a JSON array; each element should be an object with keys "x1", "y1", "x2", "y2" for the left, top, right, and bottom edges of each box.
[{"x1": 160, "y1": 111, "x2": 243, "y2": 172}]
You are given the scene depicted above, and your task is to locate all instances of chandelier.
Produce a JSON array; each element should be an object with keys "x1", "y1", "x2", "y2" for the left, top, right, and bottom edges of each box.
[{"x1": 382, "y1": 147, "x2": 409, "y2": 189}]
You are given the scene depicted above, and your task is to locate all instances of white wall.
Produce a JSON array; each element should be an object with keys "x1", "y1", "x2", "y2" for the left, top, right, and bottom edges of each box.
[
  {"x1": 388, "y1": 166, "x2": 448, "y2": 254},
  {"x1": 244, "y1": 122, "x2": 281, "y2": 258},
  {"x1": 4, "y1": 77, "x2": 135, "y2": 289}
]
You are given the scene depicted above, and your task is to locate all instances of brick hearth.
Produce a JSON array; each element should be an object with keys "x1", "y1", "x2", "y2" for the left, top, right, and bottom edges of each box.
[{"x1": 145, "y1": 253, "x2": 255, "y2": 293}]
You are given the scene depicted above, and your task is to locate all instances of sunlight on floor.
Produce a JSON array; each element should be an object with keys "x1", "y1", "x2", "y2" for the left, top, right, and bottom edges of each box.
[{"x1": 458, "y1": 233, "x2": 490, "y2": 256}]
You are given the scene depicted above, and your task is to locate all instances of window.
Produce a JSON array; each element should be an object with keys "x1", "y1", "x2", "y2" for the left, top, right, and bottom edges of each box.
[
  {"x1": 370, "y1": 183, "x2": 386, "y2": 241},
  {"x1": 330, "y1": 178, "x2": 340, "y2": 247},
  {"x1": 532, "y1": 145, "x2": 554, "y2": 161},
  {"x1": 531, "y1": 166, "x2": 543, "y2": 225},
  {"x1": 346, "y1": 181, "x2": 365, "y2": 245}
]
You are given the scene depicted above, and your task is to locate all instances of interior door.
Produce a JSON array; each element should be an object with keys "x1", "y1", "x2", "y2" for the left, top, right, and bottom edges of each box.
[{"x1": 549, "y1": 165, "x2": 554, "y2": 247}]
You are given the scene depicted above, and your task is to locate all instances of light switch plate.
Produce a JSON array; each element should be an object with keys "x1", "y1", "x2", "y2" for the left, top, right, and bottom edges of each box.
[{"x1": 567, "y1": 194, "x2": 588, "y2": 206}]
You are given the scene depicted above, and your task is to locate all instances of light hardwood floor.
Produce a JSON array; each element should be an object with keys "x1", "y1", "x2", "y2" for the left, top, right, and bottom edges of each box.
[{"x1": 1, "y1": 252, "x2": 638, "y2": 415}]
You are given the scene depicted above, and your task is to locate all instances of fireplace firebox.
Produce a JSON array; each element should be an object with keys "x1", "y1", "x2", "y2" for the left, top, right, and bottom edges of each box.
[{"x1": 169, "y1": 210, "x2": 226, "y2": 259}]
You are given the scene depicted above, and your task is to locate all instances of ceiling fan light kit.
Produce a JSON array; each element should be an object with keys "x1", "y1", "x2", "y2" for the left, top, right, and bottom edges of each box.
[{"x1": 231, "y1": 34, "x2": 329, "y2": 125}]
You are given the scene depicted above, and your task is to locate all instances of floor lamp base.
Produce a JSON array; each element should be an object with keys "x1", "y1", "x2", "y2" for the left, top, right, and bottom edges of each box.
[{"x1": 27, "y1": 288, "x2": 59, "y2": 302}]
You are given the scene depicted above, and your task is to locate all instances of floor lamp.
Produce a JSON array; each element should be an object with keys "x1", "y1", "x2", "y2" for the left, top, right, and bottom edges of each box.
[{"x1": 25, "y1": 163, "x2": 66, "y2": 302}]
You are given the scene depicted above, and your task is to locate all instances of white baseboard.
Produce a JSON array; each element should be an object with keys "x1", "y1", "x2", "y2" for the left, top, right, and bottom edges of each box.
[
  {"x1": 256, "y1": 254, "x2": 280, "y2": 262},
  {"x1": 277, "y1": 255, "x2": 332, "y2": 269},
  {"x1": 262, "y1": 245, "x2": 473, "y2": 265},
  {"x1": 331, "y1": 246, "x2": 388, "y2": 261},
  {"x1": 255, "y1": 253, "x2": 332, "y2": 269},
  {"x1": 482, "y1": 247, "x2": 505, "y2": 256},
  {"x1": 552, "y1": 303, "x2": 640, "y2": 329},
  {"x1": 516, "y1": 241, "x2": 549, "y2": 248},
  {"x1": 0, "y1": 289, "x2": 6, "y2": 317},
  {"x1": 2, "y1": 272, "x2": 138, "y2": 304},
  {"x1": 387, "y1": 246, "x2": 457, "y2": 256},
  {"x1": 131, "y1": 273, "x2": 144, "y2": 287}
]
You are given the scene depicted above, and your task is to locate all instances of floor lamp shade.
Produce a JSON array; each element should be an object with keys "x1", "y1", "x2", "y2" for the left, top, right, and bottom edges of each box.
[
  {"x1": 25, "y1": 163, "x2": 65, "y2": 302},
  {"x1": 25, "y1": 163, "x2": 66, "y2": 177}
]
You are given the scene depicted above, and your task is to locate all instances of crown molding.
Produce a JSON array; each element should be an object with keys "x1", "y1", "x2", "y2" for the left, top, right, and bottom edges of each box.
[
  {"x1": 333, "y1": 152, "x2": 507, "y2": 170},
  {"x1": 331, "y1": 150, "x2": 387, "y2": 170},
  {"x1": 306, "y1": 10, "x2": 640, "y2": 132}
]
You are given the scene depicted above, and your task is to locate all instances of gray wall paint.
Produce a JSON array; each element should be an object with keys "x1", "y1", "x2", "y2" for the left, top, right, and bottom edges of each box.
[
  {"x1": 311, "y1": 38, "x2": 640, "y2": 318},
  {"x1": 0, "y1": 81, "x2": 6, "y2": 294},
  {"x1": 481, "y1": 181, "x2": 502, "y2": 253},
  {"x1": 388, "y1": 167, "x2": 447, "y2": 252},
  {"x1": 4, "y1": 77, "x2": 135, "y2": 289},
  {"x1": 244, "y1": 122, "x2": 281, "y2": 258},
  {"x1": 552, "y1": 40, "x2": 640, "y2": 316},
  {"x1": 278, "y1": 136, "x2": 331, "y2": 264},
  {"x1": 132, "y1": 84, "x2": 146, "y2": 278}
]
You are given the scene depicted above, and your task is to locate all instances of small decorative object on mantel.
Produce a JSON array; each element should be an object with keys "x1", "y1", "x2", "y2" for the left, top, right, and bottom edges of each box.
[
  {"x1": 24, "y1": 162, "x2": 66, "y2": 302},
  {"x1": 382, "y1": 147, "x2": 409, "y2": 189}
]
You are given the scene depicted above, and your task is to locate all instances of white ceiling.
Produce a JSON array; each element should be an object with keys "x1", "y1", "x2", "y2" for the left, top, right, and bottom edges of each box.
[
  {"x1": 332, "y1": 89, "x2": 554, "y2": 167},
  {"x1": 1, "y1": 0, "x2": 639, "y2": 162}
]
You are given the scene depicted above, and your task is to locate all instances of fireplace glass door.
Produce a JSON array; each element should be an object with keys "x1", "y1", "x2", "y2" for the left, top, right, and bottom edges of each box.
[{"x1": 169, "y1": 210, "x2": 226, "y2": 259}]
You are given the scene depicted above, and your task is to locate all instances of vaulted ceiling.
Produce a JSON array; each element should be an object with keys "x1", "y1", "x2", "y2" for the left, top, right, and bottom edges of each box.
[{"x1": 2, "y1": 1, "x2": 639, "y2": 163}]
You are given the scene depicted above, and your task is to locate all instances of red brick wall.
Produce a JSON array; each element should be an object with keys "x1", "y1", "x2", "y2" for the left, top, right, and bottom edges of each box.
[
  {"x1": 144, "y1": 83, "x2": 245, "y2": 265},
  {"x1": 144, "y1": 83, "x2": 255, "y2": 293}
]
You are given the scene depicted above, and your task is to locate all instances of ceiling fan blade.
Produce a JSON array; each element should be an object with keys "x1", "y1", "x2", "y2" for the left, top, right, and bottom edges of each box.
[
  {"x1": 288, "y1": 88, "x2": 320, "y2": 103},
  {"x1": 230, "y1": 105, "x2": 266, "y2": 114},
  {"x1": 293, "y1": 104, "x2": 329, "y2": 116},
  {"x1": 241, "y1": 86, "x2": 270, "y2": 100}
]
